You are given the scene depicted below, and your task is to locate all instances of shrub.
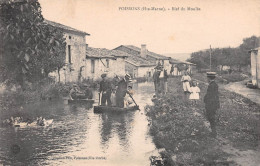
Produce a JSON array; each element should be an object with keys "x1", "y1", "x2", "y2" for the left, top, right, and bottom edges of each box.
[{"x1": 221, "y1": 73, "x2": 247, "y2": 82}]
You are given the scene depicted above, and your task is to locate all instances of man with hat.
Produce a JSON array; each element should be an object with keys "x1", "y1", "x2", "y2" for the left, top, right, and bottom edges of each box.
[
  {"x1": 116, "y1": 74, "x2": 132, "y2": 108},
  {"x1": 204, "y1": 72, "x2": 220, "y2": 137},
  {"x1": 153, "y1": 66, "x2": 160, "y2": 95},
  {"x1": 99, "y1": 73, "x2": 112, "y2": 106},
  {"x1": 158, "y1": 65, "x2": 165, "y2": 94}
]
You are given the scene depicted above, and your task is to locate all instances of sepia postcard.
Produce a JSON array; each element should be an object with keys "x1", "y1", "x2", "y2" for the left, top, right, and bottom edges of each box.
[{"x1": 0, "y1": 0, "x2": 259, "y2": 165}]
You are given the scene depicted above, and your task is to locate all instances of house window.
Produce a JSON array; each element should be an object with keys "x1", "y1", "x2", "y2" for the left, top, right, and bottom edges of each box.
[
  {"x1": 69, "y1": 36, "x2": 71, "y2": 39},
  {"x1": 91, "y1": 59, "x2": 95, "y2": 73},
  {"x1": 106, "y1": 59, "x2": 109, "y2": 68},
  {"x1": 68, "y1": 45, "x2": 71, "y2": 64}
]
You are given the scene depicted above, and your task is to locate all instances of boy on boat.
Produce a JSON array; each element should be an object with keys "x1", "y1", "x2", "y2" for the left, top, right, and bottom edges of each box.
[
  {"x1": 124, "y1": 85, "x2": 134, "y2": 108},
  {"x1": 69, "y1": 84, "x2": 85, "y2": 100},
  {"x1": 111, "y1": 88, "x2": 117, "y2": 107}
]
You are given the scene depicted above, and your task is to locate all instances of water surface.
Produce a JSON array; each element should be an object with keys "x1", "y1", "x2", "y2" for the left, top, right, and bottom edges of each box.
[{"x1": 0, "y1": 82, "x2": 157, "y2": 166}]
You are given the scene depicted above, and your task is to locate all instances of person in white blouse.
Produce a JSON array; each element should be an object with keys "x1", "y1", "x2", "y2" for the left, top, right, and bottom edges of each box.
[{"x1": 181, "y1": 71, "x2": 191, "y2": 94}]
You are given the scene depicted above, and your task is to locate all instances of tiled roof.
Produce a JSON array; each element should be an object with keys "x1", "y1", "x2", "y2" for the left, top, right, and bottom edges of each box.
[
  {"x1": 44, "y1": 20, "x2": 90, "y2": 36},
  {"x1": 126, "y1": 54, "x2": 156, "y2": 67},
  {"x1": 170, "y1": 58, "x2": 196, "y2": 65},
  {"x1": 122, "y1": 45, "x2": 170, "y2": 60},
  {"x1": 86, "y1": 47, "x2": 128, "y2": 59},
  {"x1": 249, "y1": 47, "x2": 260, "y2": 52},
  {"x1": 86, "y1": 47, "x2": 115, "y2": 59},
  {"x1": 110, "y1": 50, "x2": 129, "y2": 58}
]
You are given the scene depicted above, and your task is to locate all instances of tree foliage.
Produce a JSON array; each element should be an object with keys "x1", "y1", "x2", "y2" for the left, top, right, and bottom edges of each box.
[
  {"x1": 187, "y1": 36, "x2": 260, "y2": 72},
  {"x1": 0, "y1": 0, "x2": 66, "y2": 86}
]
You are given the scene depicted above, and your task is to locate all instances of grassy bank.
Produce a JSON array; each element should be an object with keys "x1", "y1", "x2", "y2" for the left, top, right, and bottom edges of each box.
[
  {"x1": 191, "y1": 72, "x2": 248, "y2": 84},
  {"x1": 146, "y1": 76, "x2": 260, "y2": 165}
]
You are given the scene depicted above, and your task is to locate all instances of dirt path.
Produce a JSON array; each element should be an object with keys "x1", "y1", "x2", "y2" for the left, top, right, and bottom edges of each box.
[
  {"x1": 190, "y1": 76, "x2": 260, "y2": 166},
  {"x1": 224, "y1": 81, "x2": 260, "y2": 105},
  {"x1": 192, "y1": 110, "x2": 260, "y2": 166}
]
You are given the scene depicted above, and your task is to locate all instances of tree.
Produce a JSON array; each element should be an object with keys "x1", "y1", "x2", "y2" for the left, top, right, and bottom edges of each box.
[
  {"x1": 0, "y1": 0, "x2": 66, "y2": 87},
  {"x1": 187, "y1": 36, "x2": 260, "y2": 72}
]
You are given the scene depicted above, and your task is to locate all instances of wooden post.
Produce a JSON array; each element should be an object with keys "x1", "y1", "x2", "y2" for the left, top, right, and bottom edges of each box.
[{"x1": 210, "y1": 45, "x2": 212, "y2": 72}]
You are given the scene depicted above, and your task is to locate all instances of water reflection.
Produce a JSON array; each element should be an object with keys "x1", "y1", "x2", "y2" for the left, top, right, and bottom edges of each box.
[
  {"x1": 0, "y1": 82, "x2": 157, "y2": 166},
  {"x1": 99, "y1": 112, "x2": 135, "y2": 153}
]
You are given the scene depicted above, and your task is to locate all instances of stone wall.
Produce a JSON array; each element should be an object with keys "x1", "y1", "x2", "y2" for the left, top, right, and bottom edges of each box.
[
  {"x1": 125, "y1": 62, "x2": 138, "y2": 78},
  {"x1": 251, "y1": 50, "x2": 260, "y2": 87},
  {"x1": 50, "y1": 32, "x2": 86, "y2": 83},
  {"x1": 137, "y1": 66, "x2": 154, "y2": 78},
  {"x1": 84, "y1": 58, "x2": 126, "y2": 80}
]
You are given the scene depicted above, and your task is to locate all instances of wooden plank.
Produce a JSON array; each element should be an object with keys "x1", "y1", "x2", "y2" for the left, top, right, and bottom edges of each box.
[{"x1": 94, "y1": 105, "x2": 139, "y2": 113}]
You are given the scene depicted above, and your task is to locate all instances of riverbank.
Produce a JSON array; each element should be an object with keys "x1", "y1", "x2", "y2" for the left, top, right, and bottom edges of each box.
[
  {"x1": 146, "y1": 77, "x2": 260, "y2": 165},
  {"x1": 0, "y1": 79, "x2": 98, "y2": 115}
]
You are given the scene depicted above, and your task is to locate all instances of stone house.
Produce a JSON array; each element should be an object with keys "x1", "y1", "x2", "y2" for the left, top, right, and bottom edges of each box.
[
  {"x1": 114, "y1": 45, "x2": 170, "y2": 78},
  {"x1": 45, "y1": 20, "x2": 90, "y2": 83},
  {"x1": 85, "y1": 47, "x2": 128, "y2": 80},
  {"x1": 249, "y1": 47, "x2": 260, "y2": 88}
]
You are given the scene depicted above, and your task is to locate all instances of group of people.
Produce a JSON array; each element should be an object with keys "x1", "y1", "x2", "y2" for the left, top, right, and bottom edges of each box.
[
  {"x1": 152, "y1": 65, "x2": 168, "y2": 95},
  {"x1": 181, "y1": 71, "x2": 220, "y2": 137},
  {"x1": 181, "y1": 72, "x2": 201, "y2": 103},
  {"x1": 99, "y1": 73, "x2": 134, "y2": 108}
]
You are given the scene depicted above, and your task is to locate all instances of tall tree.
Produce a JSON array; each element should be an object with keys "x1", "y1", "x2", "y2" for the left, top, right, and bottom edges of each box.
[{"x1": 0, "y1": 0, "x2": 66, "y2": 86}]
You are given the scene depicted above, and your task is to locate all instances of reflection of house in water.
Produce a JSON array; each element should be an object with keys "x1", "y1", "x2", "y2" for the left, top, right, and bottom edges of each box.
[
  {"x1": 249, "y1": 47, "x2": 260, "y2": 88},
  {"x1": 85, "y1": 47, "x2": 128, "y2": 80},
  {"x1": 169, "y1": 58, "x2": 196, "y2": 76},
  {"x1": 45, "y1": 20, "x2": 90, "y2": 83},
  {"x1": 114, "y1": 45, "x2": 171, "y2": 78}
]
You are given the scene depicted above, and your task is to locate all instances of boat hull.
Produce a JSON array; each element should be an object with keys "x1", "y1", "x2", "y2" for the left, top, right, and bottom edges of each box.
[
  {"x1": 94, "y1": 105, "x2": 139, "y2": 113},
  {"x1": 68, "y1": 99, "x2": 94, "y2": 104}
]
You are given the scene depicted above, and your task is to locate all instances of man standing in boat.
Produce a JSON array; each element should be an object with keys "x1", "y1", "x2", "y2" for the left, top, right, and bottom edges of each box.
[
  {"x1": 116, "y1": 74, "x2": 132, "y2": 108},
  {"x1": 99, "y1": 73, "x2": 112, "y2": 106}
]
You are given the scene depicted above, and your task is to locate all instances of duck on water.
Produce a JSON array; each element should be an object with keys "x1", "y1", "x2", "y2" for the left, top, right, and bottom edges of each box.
[{"x1": 2, "y1": 116, "x2": 53, "y2": 127}]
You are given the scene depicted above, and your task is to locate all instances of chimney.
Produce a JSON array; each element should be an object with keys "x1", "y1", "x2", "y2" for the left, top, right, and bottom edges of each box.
[{"x1": 140, "y1": 44, "x2": 147, "y2": 57}]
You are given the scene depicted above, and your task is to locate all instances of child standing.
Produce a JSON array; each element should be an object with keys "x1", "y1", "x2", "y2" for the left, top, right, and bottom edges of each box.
[
  {"x1": 111, "y1": 88, "x2": 117, "y2": 107},
  {"x1": 189, "y1": 81, "x2": 200, "y2": 105},
  {"x1": 124, "y1": 86, "x2": 134, "y2": 108}
]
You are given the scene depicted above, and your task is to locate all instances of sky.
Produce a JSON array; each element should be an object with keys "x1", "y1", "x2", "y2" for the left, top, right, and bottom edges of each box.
[{"x1": 39, "y1": 0, "x2": 260, "y2": 55}]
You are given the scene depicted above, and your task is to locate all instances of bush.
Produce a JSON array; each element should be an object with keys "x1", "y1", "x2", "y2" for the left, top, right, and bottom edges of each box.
[{"x1": 221, "y1": 73, "x2": 247, "y2": 82}]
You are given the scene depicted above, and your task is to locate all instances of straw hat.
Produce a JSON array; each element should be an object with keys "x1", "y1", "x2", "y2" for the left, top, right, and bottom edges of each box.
[
  {"x1": 101, "y1": 73, "x2": 107, "y2": 78},
  {"x1": 206, "y1": 72, "x2": 217, "y2": 78}
]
